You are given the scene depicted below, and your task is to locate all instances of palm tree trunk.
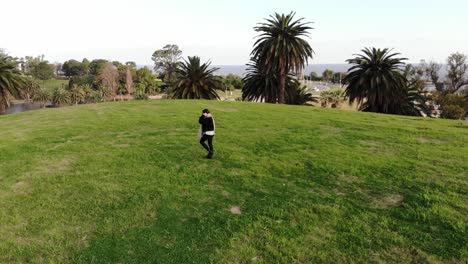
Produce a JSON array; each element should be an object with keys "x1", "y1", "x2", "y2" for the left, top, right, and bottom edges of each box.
[{"x1": 279, "y1": 68, "x2": 286, "y2": 104}]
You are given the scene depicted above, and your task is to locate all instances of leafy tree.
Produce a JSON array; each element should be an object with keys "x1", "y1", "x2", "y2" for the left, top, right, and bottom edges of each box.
[
  {"x1": 89, "y1": 59, "x2": 108, "y2": 75},
  {"x1": 344, "y1": 48, "x2": 408, "y2": 114},
  {"x1": 309, "y1": 72, "x2": 320, "y2": 81},
  {"x1": 152, "y1": 44, "x2": 182, "y2": 84},
  {"x1": 31, "y1": 61, "x2": 54, "y2": 80},
  {"x1": 426, "y1": 61, "x2": 443, "y2": 90},
  {"x1": 126, "y1": 61, "x2": 137, "y2": 68},
  {"x1": 62, "y1": 59, "x2": 85, "y2": 77},
  {"x1": 82, "y1": 58, "x2": 90, "y2": 75},
  {"x1": 0, "y1": 52, "x2": 26, "y2": 113},
  {"x1": 251, "y1": 12, "x2": 314, "y2": 104},
  {"x1": 446, "y1": 52, "x2": 467, "y2": 94},
  {"x1": 135, "y1": 67, "x2": 161, "y2": 95},
  {"x1": 322, "y1": 69, "x2": 334, "y2": 82},
  {"x1": 172, "y1": 56, "x2": 222, "y2": 100}
]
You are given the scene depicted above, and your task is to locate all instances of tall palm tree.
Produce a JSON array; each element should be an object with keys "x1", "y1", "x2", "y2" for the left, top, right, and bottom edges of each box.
[
  {"x1": 0, "y1": 53, "x2": 26, "y2": 114},
  {"x1": 172, "y1": 56, "x2": 222, "y2": 100},
  {"x1": 242, "y1": 60, "x2": 279, "y2": 103},
  {"x1": 242, "y1": 60, "x2": 317, "y2": 105},
  {"x1": 344, "y1": 48, "x2": 408, "y2": 114},
  {"x1": 252, "y1": 12, "x2": 314, "y2": 104}
]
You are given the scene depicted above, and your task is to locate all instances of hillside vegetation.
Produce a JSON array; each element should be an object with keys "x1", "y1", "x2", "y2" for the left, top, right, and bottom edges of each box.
[{"x1": 0, "y1": 101, "x2": 466, "y2": 263}]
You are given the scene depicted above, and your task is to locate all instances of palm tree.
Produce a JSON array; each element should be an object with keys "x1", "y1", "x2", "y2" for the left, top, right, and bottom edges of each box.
[
  {"x1": 252, "y1": 12, "x2": 314, "y2": 104},
  {"x1": 172, "y1": 56, "x2": 222, "y2": 100},
  {"x1": 0, "y1": 53, "x2": 26, "y2": 114},
  {"x1": 70, "y1": 85, "x2": 85, "y2": 105},
  {"x1": 242, "y1": 60, "x2": 317, "y2": 105},
  {"x1": 285, "y1": 79, "x2": 318, "y2": 105},
  {"x1": 242, "y1": 60, "x2": 279, "y2": 103},
  {"x1": 24, "y1": 79, "x2": 40, "y2": 101},
  {"x1": 320, "y1": 88, "x2": 344, "y2": 108},
  {"x1": 344, "y1": 48, "x2": 408, "y2": 114},
  {"x1": 51, "y1": 87, "x2": 71, "y2": 107},
  {"x1": 32, "y1": 88, "x2": 51, "y2": 108}
]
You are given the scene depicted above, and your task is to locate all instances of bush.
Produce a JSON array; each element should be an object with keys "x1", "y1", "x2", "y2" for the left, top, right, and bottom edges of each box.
[
  {"x1": 134, "y1": 91, "x2": 149, "y2": 100},
  {"x1": 441, "y1": 104, "x2": 466, "y2": 119}
]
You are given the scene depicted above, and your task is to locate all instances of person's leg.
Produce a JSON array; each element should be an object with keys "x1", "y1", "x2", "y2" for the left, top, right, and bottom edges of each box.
[
  {"x1": 200, "y1": 135, "x2": 210, "y2": 152},
  {"x1": 207, "y1": 136, "x2": 214, "y2": 158},
  {"x1": 207, "y1": 136, "x2": 214, "y2": 152}
]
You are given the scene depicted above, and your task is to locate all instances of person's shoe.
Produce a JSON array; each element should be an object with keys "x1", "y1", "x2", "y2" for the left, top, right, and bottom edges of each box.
[{"x1": 207, "y1": 151, "x2": 213, "y2": 159}]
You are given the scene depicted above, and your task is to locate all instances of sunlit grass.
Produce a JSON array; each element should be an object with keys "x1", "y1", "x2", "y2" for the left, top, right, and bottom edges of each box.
[{"x1": 0, "y1": 100, "x2": 466, "y2": 263}]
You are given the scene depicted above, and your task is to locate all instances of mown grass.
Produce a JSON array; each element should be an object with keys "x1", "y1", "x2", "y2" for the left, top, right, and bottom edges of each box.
[
  {"x1": 38, "y1": 79, "x2": 68, "y2": 92},
  {"x1": 0, "y1": 100, "x2": 466, "y2": 263}
]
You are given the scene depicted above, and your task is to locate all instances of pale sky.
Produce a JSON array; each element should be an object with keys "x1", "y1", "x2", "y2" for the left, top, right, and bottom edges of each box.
[{"x1": 1, "y1": 0, "x2": 467, "y2": 65}]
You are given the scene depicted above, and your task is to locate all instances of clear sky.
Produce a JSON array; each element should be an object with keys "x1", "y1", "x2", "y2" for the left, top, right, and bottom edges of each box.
[{"x1": 1, "y1": 0, "x2": 467, "y2": 65}]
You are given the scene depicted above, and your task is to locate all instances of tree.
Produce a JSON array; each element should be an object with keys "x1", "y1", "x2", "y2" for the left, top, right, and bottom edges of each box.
[
  {"x1": 51, "y1": 87, "x2": 71, "y2": 107},
  {"x1": 98, "y1": 63, "x2": 119, "y2": 99},
  {"x1": 242, "y1": 60, "x2": 279, "y2": 103},
  {"x1": 322, "y1": 69, "x2": 334, "y2": 82},
  {"x1": 309, "y1": 72, "x2": 320, "y2": 81},
  {"x1": 31, "y1": 61, "x2": 54, "y2": 80},
  {"x1": 62, "y1": 59, "x2": 85, "y2": 77},
  {"x1": 426, "y1": 61, "x2": 442, "y2": 90},
  {"x1": 286, "y1": 79, "x2": 318, "y2": 105},
  {"x1": 32, "y1": 88, "x2": 51, "y2": 108},
  {"x1": 172, "y1": 56, "x2": 222, "y2": 100},
  {"x1": 0, "y1": 52, "x2": 26, "y2": 113},
  {"x1": 24, "y1": 79, "x2": 40, "y2": 101},
  {"x1": 135, "y1": 67, "x2": 161, "y2": 95},
  {"x1": 242, "y1": 59, "x2": 315, "y2": 105},
  {"x1": 320, "y1": 88, "x2": 344, "y2": 108},
  {"x1": 89, "y1": 59, "x2": 108, "y2": 75},
  {"x1": 251, "y1": 12, "x2": 314, "y2": 104},
  {"x1": 125, "y1": 68, "x2": 134, "y2": 95},
  {"x1": 446, "y1": 52, "x2": 467, "y2": 94},
  {"x1": 70, "y1": 84, "x2": 85, "y2": 105},
  {"x1": 152, "y1": 44, "x2": 182, "y2": 84},
  {"x1": 343, "y1": 48, "x2": 408, "y2": 114}
]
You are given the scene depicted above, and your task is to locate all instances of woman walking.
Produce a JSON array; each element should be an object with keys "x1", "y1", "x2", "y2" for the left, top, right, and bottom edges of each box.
[{"x1": 198, "y1": 109, "x2": 215, "y2": 159}]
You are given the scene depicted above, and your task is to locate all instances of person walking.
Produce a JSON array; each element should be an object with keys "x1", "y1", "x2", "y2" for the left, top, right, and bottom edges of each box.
[{"x1": 198, "y1": 109, "x2": 215, "y2": 159}]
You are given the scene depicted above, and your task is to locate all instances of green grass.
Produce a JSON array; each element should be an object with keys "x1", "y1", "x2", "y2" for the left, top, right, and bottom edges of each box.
[
  {"x1": 38, "y1": 79, "x2": 68, "y2": 92},
  {"x1": 0, "y1": 100, "x2": 466, "y2": 263}
]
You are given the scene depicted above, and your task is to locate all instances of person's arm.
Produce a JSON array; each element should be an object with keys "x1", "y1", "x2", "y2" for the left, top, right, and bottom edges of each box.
[{"x1": 198, "y1": 115, "x2": 205, "y2": 125}]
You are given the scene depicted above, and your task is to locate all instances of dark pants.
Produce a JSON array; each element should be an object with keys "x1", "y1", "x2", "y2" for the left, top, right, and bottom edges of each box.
[{"x1": 200, "y1": 134, "x2": 214, "y2": 153}]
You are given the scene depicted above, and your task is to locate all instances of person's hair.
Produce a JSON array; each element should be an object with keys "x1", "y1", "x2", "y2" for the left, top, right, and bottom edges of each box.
[{"x1": 202, "y1": 109, "x2": 210, "y2": 113}]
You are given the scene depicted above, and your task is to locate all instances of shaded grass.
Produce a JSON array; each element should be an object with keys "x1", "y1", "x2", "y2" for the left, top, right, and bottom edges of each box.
[{"x1": 0, "y1": 100, "x2": 466, "y2": 263}]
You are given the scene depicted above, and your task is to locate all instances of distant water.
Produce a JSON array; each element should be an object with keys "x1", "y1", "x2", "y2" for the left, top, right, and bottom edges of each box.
[
  {"x1": 212, "y1": 64, "x2": 351, "y2": 76},
  {"x1": 141, "y1": 63, "x2": 448, "y2": 77}
]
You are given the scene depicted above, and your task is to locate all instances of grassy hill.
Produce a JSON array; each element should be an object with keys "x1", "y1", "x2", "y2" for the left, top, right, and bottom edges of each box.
[{"x1": 0, "y1": 100, "x2": 466, "y2": 263}]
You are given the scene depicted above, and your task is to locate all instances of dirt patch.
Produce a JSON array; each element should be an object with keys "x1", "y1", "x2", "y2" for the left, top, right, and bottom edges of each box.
[
  {"x1": 418, "y1": 137, "x2": 430, "y2": 143},
  {"x1": 373, "y1": 247, "x2": 442, "y2": 263},
  {"x1": 373, "y1": 194, "x2": 404, "y2": 209},
  {"x1": 230, "y1": 206, "x2": 241, "y2": 215},
  {"x1": 11, "y1": 181, "x2": 30, "y2": 193},
  {"x1": 221, "y1": 190, "x2": 231, "y2": 197}
]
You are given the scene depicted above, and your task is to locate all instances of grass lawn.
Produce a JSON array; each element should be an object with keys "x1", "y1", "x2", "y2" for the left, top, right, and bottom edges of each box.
[{"x1": 0, "y1": 100, "x2": 466, "y2": 263}]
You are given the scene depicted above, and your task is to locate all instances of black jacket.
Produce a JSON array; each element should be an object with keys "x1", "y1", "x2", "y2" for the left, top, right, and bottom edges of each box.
[{"x1": 199, "y1": 115, "x2": 215, "y2": 132}]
